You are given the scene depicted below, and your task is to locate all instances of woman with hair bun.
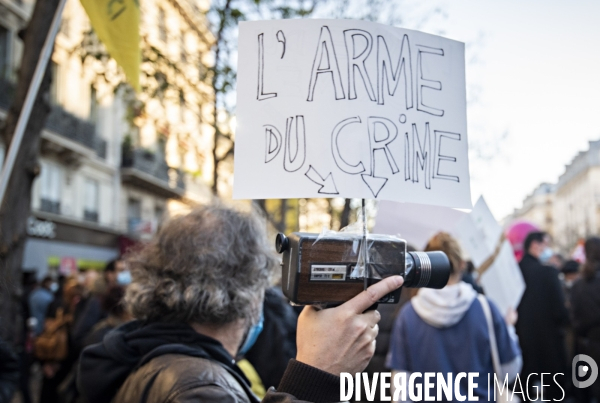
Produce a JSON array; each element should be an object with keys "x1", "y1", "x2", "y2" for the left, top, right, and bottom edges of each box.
[{"x1": 387, "y1": 232, "x2": 522, "y2": 402}]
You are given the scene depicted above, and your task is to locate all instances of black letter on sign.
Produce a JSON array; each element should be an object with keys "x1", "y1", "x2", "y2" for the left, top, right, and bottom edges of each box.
[
  {"x1": 433, "y1": 131, "x2": 461, "y2": 182},
  {"x1": 257, "y1": 33, "x2": 277, "y2": 101},
  {"x1": 416, "y1": 45, "x2": 444, "y2": 116},
  {"x1": 307, "y1": 26, "x2": 346, "y2": 101},
  {"x1": 367, "y1": 116, "x2": 399, "y2": 175},
  {"x1": 412, "y1": 122, "x2": 432, "y2": 189},
  {"x1": 284, "y1": 116, "x2": 306, "y2": 172},
  {"x1": 264, "y1": 125, "x2": 282, "y2": 163},
  {"x1": 331, "y1": 116, "x2": 366, "y2": 174},
  {"x1": 344, "y1": 29, "x2": 376, "y2": 101},
  {"x1": 377, "y1": 34, "x2": 413, "y2": 108}
]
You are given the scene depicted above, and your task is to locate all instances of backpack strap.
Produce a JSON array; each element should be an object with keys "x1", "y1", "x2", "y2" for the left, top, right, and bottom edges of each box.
[{"x1": 478, "y1": 295, "x2": 502, "y2": 377}]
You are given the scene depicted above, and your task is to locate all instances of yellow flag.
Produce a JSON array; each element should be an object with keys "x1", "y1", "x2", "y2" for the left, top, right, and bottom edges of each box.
[{"x1": 80, "y1": 0, "x2": 141, "y2": 92}]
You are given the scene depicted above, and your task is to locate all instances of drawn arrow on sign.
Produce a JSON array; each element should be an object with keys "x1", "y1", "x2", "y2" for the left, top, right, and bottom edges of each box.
[
  {"x1": 361, "y1": 174, "x2": 388, "y2": 198},
  {"x1": 305, "y1": 165, "x2": 339, "y2": 194}
]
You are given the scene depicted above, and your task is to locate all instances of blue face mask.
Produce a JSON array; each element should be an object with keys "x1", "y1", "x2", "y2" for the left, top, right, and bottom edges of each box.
[
  {"x1": 117, "y1": 270, "x2": 132, "y2": 286},
  {"x1": 238, "y1": 310, "x2": 264, "y2": 356},
  {"x1": 539, "y1": 247, "x2": 553, "y2": 263}
]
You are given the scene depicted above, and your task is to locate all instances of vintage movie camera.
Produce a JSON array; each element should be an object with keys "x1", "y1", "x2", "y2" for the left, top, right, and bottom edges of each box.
[{"x1": 276, "y1": 232, "x2": 451, "y2": 305}]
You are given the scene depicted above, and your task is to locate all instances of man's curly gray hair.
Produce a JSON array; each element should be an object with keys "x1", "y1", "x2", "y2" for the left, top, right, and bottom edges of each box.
[{"x1": 125, "y1": 203, "x2": 277, "y2": 325}]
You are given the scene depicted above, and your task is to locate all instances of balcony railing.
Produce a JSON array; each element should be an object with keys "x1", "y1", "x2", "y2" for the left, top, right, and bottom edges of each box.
[
  {"x1": 40, "y1": 198, "x2": 60, "y2": 215},
  {"x1": 83, "y1": 210, "x2": 98, "y2": 223},
  {"x1": 94, "y1": 138, "x2": 107, "y2": 159},
  {"x1": 121, "y1": 147, "x2": 185, "y2": 198},
  {"x1": 0, "y1": 81, "x2": 107, "y2": 160},
  {"x1": 45, "y1": 105, "x2": 96, "y2": 149}
]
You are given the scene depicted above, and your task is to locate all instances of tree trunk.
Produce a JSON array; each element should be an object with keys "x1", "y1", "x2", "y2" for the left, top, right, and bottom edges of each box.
[
  {"x1": 210, "y1": 0, "x2": 232, "y2": 195},
  {"x1": 340, "y1": 198, "x2": 352, "y2": 229},
  {"x1": 0, "y1": 0, "x2": 58, "y2": 345}
]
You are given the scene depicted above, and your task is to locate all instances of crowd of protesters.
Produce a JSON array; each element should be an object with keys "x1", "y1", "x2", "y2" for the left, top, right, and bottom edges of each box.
[{"x1": 0, "y1": 203, "x2": 599, "y2": 403}]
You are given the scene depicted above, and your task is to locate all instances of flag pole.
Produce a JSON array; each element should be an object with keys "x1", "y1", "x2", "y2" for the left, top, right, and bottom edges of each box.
[{"x1": 0, "y1": 0, "x2": 68, "y2": 208}]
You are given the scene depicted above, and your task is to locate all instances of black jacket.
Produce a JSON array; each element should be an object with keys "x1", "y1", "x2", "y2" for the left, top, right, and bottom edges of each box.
[
  {"x1": 516, "y1": 254, "x2": 569, "y2": 376},
  {"x1": 570, "y1": 272, "x2": 600, "y2": 360},
  {"x1": 0, "y1": 336, "x2": 19, "y2": 403},
  {"x1": 571, "y1": 272, "x2": 600, "y2": 338},
  {"x1": 78, "y1": 321, "x2": 341, "y2": 403}
]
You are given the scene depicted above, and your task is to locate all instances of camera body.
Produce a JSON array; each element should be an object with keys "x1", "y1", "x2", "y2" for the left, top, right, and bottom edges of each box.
[{"x1": 276, "y1": 232, "x2": 450, "y2": 305}]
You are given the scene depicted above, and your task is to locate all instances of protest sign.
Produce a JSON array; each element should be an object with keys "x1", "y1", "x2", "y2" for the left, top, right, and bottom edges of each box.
[
  {"x1": 234, "y1": 19, "x2": 471, "y2": 208},
  {"x1": 455, "y1": 197, "x2": 525, "y2": 315}
]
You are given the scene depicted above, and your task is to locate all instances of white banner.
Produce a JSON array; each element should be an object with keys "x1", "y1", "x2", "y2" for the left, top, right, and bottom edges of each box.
[
  {"x1": 373, "y1": 201, "x2": 467, "y2": 249},
  {"x1": 455, "y1": 197, "x2": 525, "y2": 315},
  {"x1": 234, "y1": 19, "x2": 471, "y2": 208}
]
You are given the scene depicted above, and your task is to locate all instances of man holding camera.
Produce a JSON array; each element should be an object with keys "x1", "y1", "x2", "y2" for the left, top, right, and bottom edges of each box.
[{"x1": 78, "y1": 204, "x2": 402, "y2": 403}]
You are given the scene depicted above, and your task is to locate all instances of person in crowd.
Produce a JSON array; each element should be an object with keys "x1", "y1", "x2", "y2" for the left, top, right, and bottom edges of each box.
[
  {"x1": 28, "y1": 276, "x2": 55, "y2": 336},
  {"x1": 71, "y1": 270, "x2": 107, "y2": 354},
  {"x1": 17, "y1": 271, "x2": 38, "y2": 403},
  {"x1": 79, "y1": 204, "x2": 402, "y2": 403},
  {"x1": 570, "y1": 236, "x2": 600, "y2": 401},
  {"x1": 0, "y1": 334, "x2": 19, "y2": 403},
  {"x1": 104, "y1": 259, "x2": 130, "y2": 288},
  {"x1": 516, "y1": 231, "x2": 569, "y2": 401},
  {"x1": 548, "y1": 252, "x2": 565, "y2": 270},
  {"x1": 387, "y1": 232, "x2": 521, "y2": 402},
  {"x1": 244, "y1": 286, "x2": 299, "y2": 390},
  {"x1": 39, "y1": 277, "x2": 84, "y2": 403},
  {"x1": 72, "y1": 260, "x2": 130, "y2": 354},
  {"x1": 560, "y1": 259, "x2": 580, "y2": 305},
  {"x1": 82, "y1": 285, "x2": 131, "y2": 348},
  {"x1": 462, "y1": 260, "x2": 484, "y2": 293}
]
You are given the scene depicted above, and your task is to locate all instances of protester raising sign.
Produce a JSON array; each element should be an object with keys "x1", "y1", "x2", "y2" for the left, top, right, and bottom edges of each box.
[{"x1": 234, "y1": 19, "x2": 471, "y2": 208}]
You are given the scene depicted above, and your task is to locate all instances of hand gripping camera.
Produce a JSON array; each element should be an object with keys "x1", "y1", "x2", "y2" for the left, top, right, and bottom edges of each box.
[{"x1": 276, "y1": 232, "x2": 451, "y2": 305}]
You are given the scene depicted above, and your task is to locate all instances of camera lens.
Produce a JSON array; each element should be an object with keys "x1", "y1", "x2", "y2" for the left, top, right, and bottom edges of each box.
[
  {"x1": 275, "y1": 233, "x2": 289, "y2": 253},
  {"x1": 404, "y1": 251, "x2": 450, "y2": 289}
]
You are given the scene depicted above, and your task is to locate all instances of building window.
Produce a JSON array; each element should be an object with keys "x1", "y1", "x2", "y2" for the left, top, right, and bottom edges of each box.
[
  {"x1": 158, "y1": 8, "x2": 167, "y2": 42},
  {"x1": 83, "y1": 178, "x2": 99, "y2": 222},
  {"x1": 127, "y1": 198, "x2": 141, "y2": 232},
  {"x1": 40, "y1": 162, "x2": 62, "y2": 214},
  {"x1": 0, "y1": 26, "x2": 9, "y2": 79},
  {"x1": 155, "y1": 205, "x2": 164, "y2": 228}
]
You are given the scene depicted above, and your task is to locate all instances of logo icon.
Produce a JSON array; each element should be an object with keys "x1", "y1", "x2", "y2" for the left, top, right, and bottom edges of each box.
[{"x1": 572, "y1": 354, "x2": 598, "y2": 389}]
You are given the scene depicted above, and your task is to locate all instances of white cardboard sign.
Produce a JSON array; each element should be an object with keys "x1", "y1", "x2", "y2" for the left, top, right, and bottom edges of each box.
[
  {"x1": 455, "y1": 197, "x2": 525, "y2": 315},
  {"x1": 373, "y1": 200, "x2": 467, "y2": 249},
  {"x1": 233, "y1": 19, "x2": 471, "y2": 208}
]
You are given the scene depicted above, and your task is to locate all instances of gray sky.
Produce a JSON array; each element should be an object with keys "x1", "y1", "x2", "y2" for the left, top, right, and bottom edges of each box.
[{"x1": 407, "y1": 0, "x2": 600, "y2": 219}]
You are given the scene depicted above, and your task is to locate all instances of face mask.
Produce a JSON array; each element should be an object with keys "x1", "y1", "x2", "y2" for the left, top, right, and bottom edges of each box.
[
  {"x1": 238, "y1": 310, "x2": 264, "y2": 356},
  {"x1": 539, "y1": 247, "x2": 553, "y2": 263},
  {"x1": 116, "y1": 270, "x2": 132, "y2": 286},
  {"x1": 49, "y1": 282, "x2": 59, "y2": 293}
]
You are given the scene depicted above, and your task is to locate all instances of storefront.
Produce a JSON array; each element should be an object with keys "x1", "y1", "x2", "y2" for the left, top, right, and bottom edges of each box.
[{"x1": 23, "y1": 213, "x2": 121, "y2": 279}]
